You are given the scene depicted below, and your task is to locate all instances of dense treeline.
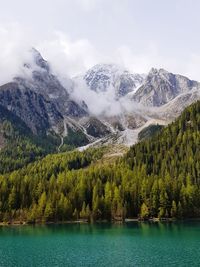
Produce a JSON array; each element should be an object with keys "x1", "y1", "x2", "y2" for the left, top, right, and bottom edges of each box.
[
  {"x1": 124, "y1": 101, "x2": 200, "y2": 218},
  {"x1": 0, "y1": 105, "x2": 92, "y2": 173},
  {"x1": 138, "y1": 124, "x2": 164, "y2": 141},
  {"x1": 0, "y1": 148, "x2": 108, "y2": 222},
  {"x1": 0, "y1": 101, "x2": 200, "y2": 223},
  {"x1": 0, "y1": 105, "x2": 60, "y2": 173}
]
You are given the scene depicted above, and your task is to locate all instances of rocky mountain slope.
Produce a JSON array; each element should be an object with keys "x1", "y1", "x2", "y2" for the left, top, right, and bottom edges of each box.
[
  {"x1": 0, "y1": 82, "x2": 63, "y2": 134},
  {"x1": 0, "y1": 49, "x2": 88, "y2": 136},
  {"x1": 132, "y1": 68, "x2": 200, "y2": 106},
  {"x1": 74, "y1": 66, "x2": 200, "y2": 149},
  {"x1": 0, "y1": 102, "x2": 61, "y2": 173},
  {"x1": 83, "y1": 64, "x2": 145, "y2": 97},
  {"x1": 0, "y1": 48, "x2": 200, "y2": 151}
]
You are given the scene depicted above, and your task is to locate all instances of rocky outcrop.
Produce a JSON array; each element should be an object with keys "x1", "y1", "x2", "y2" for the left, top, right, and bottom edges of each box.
[
  {"x1": 83, "y1": 64, "x2": 145, "y2": 97},
  {"x1": 132, "y1": 68, "x2": 200, "y2": 106}
]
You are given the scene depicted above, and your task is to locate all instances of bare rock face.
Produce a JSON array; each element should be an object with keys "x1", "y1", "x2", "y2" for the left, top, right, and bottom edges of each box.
[
  {"x1": 132, "y1": 68, "x2": 200, "y2": 107},
  {"x1": 15, "y1": 48, "x2": 88, "y2": 118},
  {"x1": 81, "y1": 117, "x2": 111, "y2": 138},
  {"x1": 0, "y1": 48, "x2": 200, "y2": 148},
  {"x1": 83, "y1": 64, "x2": 145, "y2": 97},
  {"x1": 0, "y1": 49, "x2": 88, "y2": 135},
  {"x1": 0, "y1": 82, "x2": 63, "y2": 134}
]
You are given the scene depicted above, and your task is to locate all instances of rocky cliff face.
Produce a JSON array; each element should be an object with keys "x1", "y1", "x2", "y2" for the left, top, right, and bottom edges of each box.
[
  {"x1": 132, "y1": 68, "x2": 200, "y2": 107},
  {"x1": 0, "y1": 49, "x2": 88, "y2": 135},
  {"x1": 1, "y1": 48, "x2": 200, "y2": 149},
  {"x1": 83, "y1": 64, "x2": 145, "y2": 97},
  {"x1": 0, "y1": 82, "x2": 63, "y2": 134},
  {"x1": 15, "y1": 48, "x2": 88, "y2": 117}
]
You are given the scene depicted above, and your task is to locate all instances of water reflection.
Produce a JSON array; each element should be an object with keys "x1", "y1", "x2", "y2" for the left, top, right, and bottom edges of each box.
[
  {"x1": 0, "y1": 221, "x2": 200, "y2": 267},
  {"x1": 0, "y1": 220, "x2": 199, "y2": 238}
]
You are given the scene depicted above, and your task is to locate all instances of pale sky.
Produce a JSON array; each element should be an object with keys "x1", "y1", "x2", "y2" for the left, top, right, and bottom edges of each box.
[{"x1": 0, "y1": 0, "x2": 200, "y2": 81}]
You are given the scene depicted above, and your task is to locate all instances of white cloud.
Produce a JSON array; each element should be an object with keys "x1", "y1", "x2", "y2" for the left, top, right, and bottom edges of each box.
[
  {"x1": 37, "y1": 32, "x2": 159, "y2": 78},
  {"x1": 71, "y1": 76, "x2": 144, "y2": 117},
  {"x1": 75, "y1": 0, "x2": 100, "y2": 11},
  {"x1": 185, "y1": 54, "x2": 200, "y2": 81},
  {"x1": 37, "y1": 32, "x2": 103, "y2": 78},
  {"x1": 0, "y1": 23, "x2": 36, "y2": 84},
  {"x1": 71, "y1": 78, "x2": 123, "y2": 116},
  {"x1": 114, "y1": 44, "x2": 200, "y2": 81},
  {"x1": 0, "y1": 22, "x2": 200, "y2": 89}
]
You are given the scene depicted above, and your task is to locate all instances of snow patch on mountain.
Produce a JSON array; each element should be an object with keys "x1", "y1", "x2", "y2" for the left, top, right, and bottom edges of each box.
[
  {"x1": 71, "y1": 66, "x2": 146, "y2": 117},
  {"x1": 2, "y1": 47, "x2": 200, "y2": 150},
  {"x1": 83, "y1": 63, "x2": 145, "y2": 97}
]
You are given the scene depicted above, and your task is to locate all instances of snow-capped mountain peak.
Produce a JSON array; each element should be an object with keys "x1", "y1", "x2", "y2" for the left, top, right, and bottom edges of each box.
[
  {"x1": 83, "y1": 63, "x2": 145, "y2": 97},
  {"x1": 30, "y1": 48, "x2": 50, "y2": 71},
  {"x1": 1, "y1": 47, "x2": 200, "y2": 149}
]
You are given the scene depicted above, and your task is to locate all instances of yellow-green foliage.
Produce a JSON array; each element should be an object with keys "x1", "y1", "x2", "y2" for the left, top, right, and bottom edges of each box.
[{"x1": 1, "y1": 102, "x2": 200, "y2": 222}]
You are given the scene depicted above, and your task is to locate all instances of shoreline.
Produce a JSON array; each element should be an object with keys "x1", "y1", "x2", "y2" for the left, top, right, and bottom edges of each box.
[{"x1": 1, "y1": 217, "x2": 200, "y2": 226}]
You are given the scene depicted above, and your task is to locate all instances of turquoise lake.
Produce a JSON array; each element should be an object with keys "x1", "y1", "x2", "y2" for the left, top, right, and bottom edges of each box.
[{"x1": 0, "y1": 222, "x2": 200, "y2": 267}]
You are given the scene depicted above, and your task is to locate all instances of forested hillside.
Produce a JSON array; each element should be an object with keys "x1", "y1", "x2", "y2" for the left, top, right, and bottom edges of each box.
[
  {"x1": 124, "y1": 100, "x2": 200, "y2": 218},
  {"x1": 0, "y1": 101, "x2": 200, "y2": 223},
  {"x1": 0, "y1": 104, "x2": 60, "y2": 174}
]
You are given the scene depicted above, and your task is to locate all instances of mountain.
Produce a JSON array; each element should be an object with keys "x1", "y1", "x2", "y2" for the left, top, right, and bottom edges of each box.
[
  {"x1": 83, "y1": 64, "x2": 145, "y2": 97},
  {"x1": 0, "y1": 103, "x2": 60, "y2": 173},
  {"x1": 0, "y1": 48, "x2": 96, "y2": 162},
  {"x1": 15, "y1": 48, "x2": 88, "y2": 118},
  {"x1": 1, "y1": 47, "x2": 200, "y2": 223},
  {"x1": 157, "y1": 88, "x2": 200, "y2": 120},
  {"x1": 1, "y1": 101, "x2": 200, "y2": 224},
  {"x1": 1, "y1": 48, "x2": 200, "y2": 153},
  {"x1": 122, "y1": 100, "x2": 200, "y2": 218},
  {"x1": 80, "y1": 117, "x2": 111, "y2": 138},
  {"x1": 132, "y1": 68, "x2": 200, "y2": 106},
  {"x1": 75, "y1": 66, "x2": 200, "y2": 149},
  {"x1": 0, "y1": 82, "x2": 63, "y2": 135},
  {"x1": 0, "y1": 49, "x2": 89, "y2": 136}
]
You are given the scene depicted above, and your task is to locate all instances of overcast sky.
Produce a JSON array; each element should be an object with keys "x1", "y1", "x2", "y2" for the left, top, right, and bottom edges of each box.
[{"x1": 0, "y1": 0, "x2": 200, "y2": 81}]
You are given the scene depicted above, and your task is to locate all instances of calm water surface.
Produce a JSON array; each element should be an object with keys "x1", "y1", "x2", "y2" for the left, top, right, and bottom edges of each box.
[{"x1": 0, "y1": 221, "x2": 200, "y2": 267}]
